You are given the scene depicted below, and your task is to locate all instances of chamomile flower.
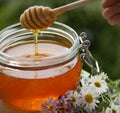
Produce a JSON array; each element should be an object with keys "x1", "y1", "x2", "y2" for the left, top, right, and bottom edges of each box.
[
  {"x1": 81, "y1": 70, "x2": 90, "y2": 79},
  {"x1": 88, "y1": 74, "x2": 108, "y2": 95},
  {"x1": 98, "y1": 72, "x2": 108, "y2": 80},
  {"x1": 65, "y1": 90, "x2": 81, "y2": 107},
  {"x1": 79, "y1": 86, "x2": 99, "y2": 112},
  {"x1": 105, "y1": 103, "x2": 120, "y2": 113},
  {"x1": 80, "y1": 70, "x2": 90, "y2": 86}
]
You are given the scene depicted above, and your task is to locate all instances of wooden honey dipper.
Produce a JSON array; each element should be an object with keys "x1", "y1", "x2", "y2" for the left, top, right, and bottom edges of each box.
[{"x1": 20, "y1": 0, "x2": 97, "y2": 30}]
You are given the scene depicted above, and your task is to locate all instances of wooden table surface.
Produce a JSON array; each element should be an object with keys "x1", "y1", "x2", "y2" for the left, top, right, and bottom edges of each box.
[{"x1": 0, "y1": 100, "x2": 40, "y2": 113}]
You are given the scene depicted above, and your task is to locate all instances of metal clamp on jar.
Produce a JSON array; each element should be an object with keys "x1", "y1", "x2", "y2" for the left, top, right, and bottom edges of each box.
[{"x1": 79, "y1": 32, "x2": 100, "y2": 75}]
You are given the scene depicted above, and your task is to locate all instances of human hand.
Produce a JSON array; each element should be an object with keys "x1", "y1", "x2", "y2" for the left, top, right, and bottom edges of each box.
[{"x1": 102, "y1": 0, "x2": 120, "y2": 25}]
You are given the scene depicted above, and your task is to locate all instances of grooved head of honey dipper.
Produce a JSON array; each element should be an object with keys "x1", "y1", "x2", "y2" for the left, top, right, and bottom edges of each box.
[{"x1": 20, "y1": 6, "x2": 57, "y2": 30}]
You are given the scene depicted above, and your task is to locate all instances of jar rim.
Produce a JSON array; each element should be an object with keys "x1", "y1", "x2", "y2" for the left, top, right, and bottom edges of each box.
[{"x1": 0, "y1": 22, "x2": 80, "y2": 70}]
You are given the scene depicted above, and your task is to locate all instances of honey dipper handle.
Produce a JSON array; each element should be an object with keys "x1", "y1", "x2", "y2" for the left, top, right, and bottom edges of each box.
[{"x1": 52, "y1": 0, "x2": 97, "y2": 15}]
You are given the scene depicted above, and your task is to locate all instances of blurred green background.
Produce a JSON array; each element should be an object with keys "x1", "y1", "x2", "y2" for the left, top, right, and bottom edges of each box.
[{"x1": 0, "y1": 0, "x2": 120, "y2": 79}]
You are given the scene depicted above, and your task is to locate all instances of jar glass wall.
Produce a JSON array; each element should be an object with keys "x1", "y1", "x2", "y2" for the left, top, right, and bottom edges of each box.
[{"x1": 0, "y1": 22, "x2": 82, "y2": 111}]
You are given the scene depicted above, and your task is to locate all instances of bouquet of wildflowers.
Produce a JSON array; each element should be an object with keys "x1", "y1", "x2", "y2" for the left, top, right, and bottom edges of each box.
[{"x1": 40, "y1": 71, "x2": 120, "y2": 113}]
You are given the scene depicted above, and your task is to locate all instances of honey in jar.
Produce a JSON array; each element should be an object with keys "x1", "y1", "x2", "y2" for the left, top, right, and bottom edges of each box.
[{"x1": 0, "y1": 22, "x2": 82, "y2": 111}]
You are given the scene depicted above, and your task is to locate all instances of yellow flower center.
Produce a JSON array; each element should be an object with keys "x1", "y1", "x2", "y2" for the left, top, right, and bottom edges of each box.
[
  {"x1": 46, "y1": 105, "x2": 53, "y2": 110},
  {"x1": 112, "y1": 109, "x2": 117, "y2": 113},
  {"x1": 85, "y1": 94, "x2": 94, "y2": 103},
  {"x1": 71, "y1": 96, "x2": 76, "y2": 102},
  {"x1": 94, "y1": 81, "x2": 102, "y2": 88}
]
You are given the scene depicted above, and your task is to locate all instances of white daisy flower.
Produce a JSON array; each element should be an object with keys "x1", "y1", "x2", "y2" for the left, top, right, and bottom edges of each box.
[
  {"x1": 88, "y1": 74, "x2": 108, "y2": 95},
  {"x1": 72, "y1": 90, "x2": 81, "y2": 107},
  {"x1": 105, "y1": 103, "x2": 120, "y2": 113},
  {"x1": 79, "y1": 86, "x2": 99, "y2": 112},
  {"x1": 80, "y1": 70, "x2": 90, "y2": 86},
  {"x1": 98, "y1": 72, "x2": 108, "y2": 80},
  {"x1": 81, "y1": 70, "x2": 90, "y2": 78},
  {"x1": 65, "y1": 90, "x2": 81, "y2": 107}
]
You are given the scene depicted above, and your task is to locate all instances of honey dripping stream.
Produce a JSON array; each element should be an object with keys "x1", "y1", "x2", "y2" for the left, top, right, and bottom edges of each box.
[
  {"x1": 32, "y1": 30, "x2": 39, "y2": 56},
  {"x1": 33, "y1": 30, "x2": 49, "y2": 79},
  {"x1": 32, "y1": 30, "x2": 51, "y2": 79},
  {"x1": 32, "y1": 30, "x2": 39, "y2": 79},
  {"x1": 32, "y1": 30, "x2": 50, "y2": 57}
]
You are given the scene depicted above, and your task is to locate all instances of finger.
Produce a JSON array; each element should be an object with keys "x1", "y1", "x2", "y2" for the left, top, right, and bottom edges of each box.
[
  {"x1": 108, "y1": 13, "x2": 120, "y2": 25},
  {"x1": 102, "y1": 0, "x2": 118, "y2": 8},
  {"x1": 102, "y1": 3, "x2": 120, "y2": 20}
]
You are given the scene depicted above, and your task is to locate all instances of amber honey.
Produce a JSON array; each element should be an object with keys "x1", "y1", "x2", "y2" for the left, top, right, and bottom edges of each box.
[{"x1": 0, "y1": 22, "x2": 81, "y2": 111}]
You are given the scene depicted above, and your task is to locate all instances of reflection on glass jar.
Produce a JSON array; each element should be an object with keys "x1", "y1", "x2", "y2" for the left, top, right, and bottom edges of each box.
[{"x1": 0, "y1": 22, "x2": 82, "y2": 111}]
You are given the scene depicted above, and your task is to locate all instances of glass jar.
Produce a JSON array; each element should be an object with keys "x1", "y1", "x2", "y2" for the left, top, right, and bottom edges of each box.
[{"x1": 0, "y1": 22, "x2": 82, "y2": 111}]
